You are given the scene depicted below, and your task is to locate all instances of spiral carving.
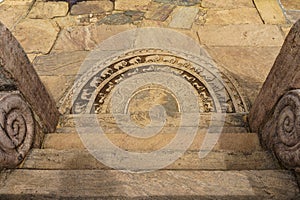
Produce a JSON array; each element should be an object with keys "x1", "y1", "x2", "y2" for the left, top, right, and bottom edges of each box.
[
  {"x1": 271, "y1": 90, "x2": 300, "y2": 169},
  {"x1": 0, "y1": 93, "x2": 35, "y2": 167}
]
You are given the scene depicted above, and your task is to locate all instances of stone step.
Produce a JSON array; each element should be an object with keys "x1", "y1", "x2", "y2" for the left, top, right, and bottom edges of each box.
[
  {"x1": 21, "y1": 149, "x2": 279, "y2": 171},
  {"x1": 42, "y1": 132, "x2": 262, "y2": 153},
  {"x1": 58, "y1": 113, "x2": 249, "y2": 129},
  {"x1": 0, "y1": 169, "x2": 298, "y2": 199}
]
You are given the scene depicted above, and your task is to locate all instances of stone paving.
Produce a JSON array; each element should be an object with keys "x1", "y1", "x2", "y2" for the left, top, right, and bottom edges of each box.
[{"x1": 0, "y1": 0, "x2": 299, "y2": 105}]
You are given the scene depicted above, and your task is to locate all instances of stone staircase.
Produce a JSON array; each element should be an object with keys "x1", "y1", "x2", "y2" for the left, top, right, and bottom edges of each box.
[{"x1": 0, "y1": 113, "x2": 299, "y2": 199}]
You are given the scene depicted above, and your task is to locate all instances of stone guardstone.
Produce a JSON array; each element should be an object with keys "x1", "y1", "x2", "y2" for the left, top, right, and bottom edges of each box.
[{"x1": 249, "y1": 20, "x2": 300, "y2": 169}]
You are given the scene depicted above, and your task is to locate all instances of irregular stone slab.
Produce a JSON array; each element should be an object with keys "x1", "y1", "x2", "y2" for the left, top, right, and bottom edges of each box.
[
  {"x1": 28, "y1": 2, "x2": 68, "y2": 19},
  {"x1": 52, "y1": 24, "x2": 135, "y2": 52},
  {"x1": 154, "y1": 0, "x2": 201, "y2": 6},
  {"x1": 169, "y1": 7, "x2": 199, "y2": 29},
  {"x1": 205, "y1": 8, "x2": 262, "y2": 24},
  {"x1": 202, "y1": 0, "x2": 254, "y2": 9},
  {"x1": 0, "y1": 21, "x2": 59, "y2": 132},
  {"x1": 22, "y1": 149, "x2": 279, "y2": 170},
  {"x1": 115, "y1": 0, "x2": 151, "y2": 11},
  {"x1": 33, "y1": 51, "x2": 88, "y2": 76},
  {"x1": 43, "y1": 132, "x2": 262, "y2": 152},
  {"x1": 0, "y1": 169, "x2": 298, "y2": 199},
  {"x1": 0, "y1": 3, "x2": 30, "y2": 30},
  {"x1": 70, "y1": 1, "x2": 113, "y2": 15},
  {"x1": 249, "y1": 20, "x2": 300, "y2": 169},
  {"x1": 198, "y1": 24, "x2": 284, "y2": 46},
  {"x1": 254, "y1": 0, "x2": 286, "y2": 24},
  {"x1": 12, "y1": 19, "x2": 59, "y2": 54}
]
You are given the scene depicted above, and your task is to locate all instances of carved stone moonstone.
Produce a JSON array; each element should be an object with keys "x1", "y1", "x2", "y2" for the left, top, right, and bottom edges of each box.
[
  {"x1": 60, "y1": 49, "x2": 249, "y2": 117},
  {"x1": 0, "y1": 93, "x2": 34, "y2": 167}
]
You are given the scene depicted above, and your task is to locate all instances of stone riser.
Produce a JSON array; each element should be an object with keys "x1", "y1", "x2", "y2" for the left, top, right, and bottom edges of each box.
[{"x1": 42, "y1": 133, "x2": 261, "y2": 152}]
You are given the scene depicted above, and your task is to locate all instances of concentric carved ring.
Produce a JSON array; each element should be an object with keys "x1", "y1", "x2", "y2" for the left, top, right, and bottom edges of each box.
[
  {"x1": 0, "y1": 93, "x2": 35, "y2": 167},
  {"x1": 273, "y1": 90, "x2": 300, "y2": 168}
]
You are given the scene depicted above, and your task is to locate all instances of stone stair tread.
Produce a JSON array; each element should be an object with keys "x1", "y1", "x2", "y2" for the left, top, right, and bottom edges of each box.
[
  {"x1": 21, "y1": 148, "x2": 279, "y2": 170},
  {"x1": 58, "y1": 113, "x2": 249, "y2": 129},
  {"x1": 42, "y1": 132, "x2": 262, "y2": 152},
  {"x1": 0, "y1": 169, "x2": 298, "y2": 199}
]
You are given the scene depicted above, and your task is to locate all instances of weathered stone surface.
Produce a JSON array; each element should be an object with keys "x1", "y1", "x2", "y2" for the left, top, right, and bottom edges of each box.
[
  {"x1": 22, "y1": 149, "x2": 279, "y2": 170},
  {"x1": 52, "y1": 24, "x2": 135, "y2": 52},
  {"x1": 0, "y1": 92, "x2": 34, "y2": 168},
  {"x1": 198, "y1": 24, "x2": 284, "y2": 46},
  {"x1": 33, "y1": 51, "x2": 88, "y2": 76},
  {"x1": 205, "y1": 8, "x2": 262, "y2": 24},
  {"x1": 280, "y1": 0, "x2": 300, "y2": 10},
  {"x1": 28, "y1": 2, "x2": 68, "y2": 19},
  {"x1": 115, "y1": 0, "x2": 151, "y2": 11},
  {"x1": 254, "y1": 0, "x2": 286, "y2": 24},
  {"x1": 0, "y1": 21, "x2": 59, "y2": 133},
  {"x1": 0, "y1": 3, "x2": 29, "y2": 30},
  {"x1": 0, "y1": 169, "x2": 298, "y2": 199},
  {"x1": 201, "y1": 0, "x2": 254, "y2": 9},
  {"x1": 145, "y1": 3, "x2": 175, "y2": 21},
  {"x1": 154, "y1": 0, "x2": 201, "y2": 6},
  {"x1": 169, "y1": 7, "x2": 199, "y2": 29},
  {"x1": 70, "y1": 1, "x2": 113, "y2": 15},
  {"x1": 43, "y1": 132, "x2": 262, "y2": 152},
  {"x1": 97, "y1": 13, "x2": 133, "y2": 25},
  {"x1": 13, "y1": 19, "x2": 59, "y2": 54},
  {"x1": 206, "y1": 47, "x2": 281, "y2": 103},
  {"x1": 40, "y1": 76, "x2": 74, "y2": 103}
]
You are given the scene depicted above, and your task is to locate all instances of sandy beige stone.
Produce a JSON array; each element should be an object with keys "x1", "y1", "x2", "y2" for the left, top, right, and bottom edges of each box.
[
  {"x1": 1, "y1": 169, "x2": 298, "y2": 198},
  {"x1": 254, "y1": 0, "x2": 286, "y2": 24},
  {"x1": 33, "y1": 51, "x2": 88, "y2": 76},
  {"x1": 198, "y1": 24, "x2": 284, "y2": 46},
  {"x1": 0, "y1": 3, "x2": 30, "y2": 29},
  {"x1": 206, "y1": 8, "x2": 262, "y2": 24},
  {"x1": 13, "y1": 19, "x2": 59, "y2": 54},
  {"x1": 40, "y1": 75, "x2": 73, "y2": 103},
  {"x1": 52, "y1": 24, "x2": 136, "y2": 52},
  {"x1": 115, "y1": 0, "x2": 151, "y2": 11},
  {"x1": 202, "y1": 0, "x2": 254, "y2": 9},
  {"x1": 206, "y1": 46, "x2": 281, "y2": 103},
  {"x1": 28, "y1": 2, "x2": 68, "y2": 19},
  {"x1": 169, "y1": 7, "x2": 199, "y2": 29}
]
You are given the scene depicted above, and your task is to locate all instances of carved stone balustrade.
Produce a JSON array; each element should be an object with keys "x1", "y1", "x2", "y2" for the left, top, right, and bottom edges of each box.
[
  {"x1": 0, "y1": 22, "x2": 59, "y2": 167},
  {"x1": 249, "y1": 19, "x2": 300, "y2": 170}
]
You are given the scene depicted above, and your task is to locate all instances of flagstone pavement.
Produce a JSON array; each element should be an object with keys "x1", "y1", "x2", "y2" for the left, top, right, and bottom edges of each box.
[{"x1": 0, "y1": 0, "x2": 299, "y2": 105}]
